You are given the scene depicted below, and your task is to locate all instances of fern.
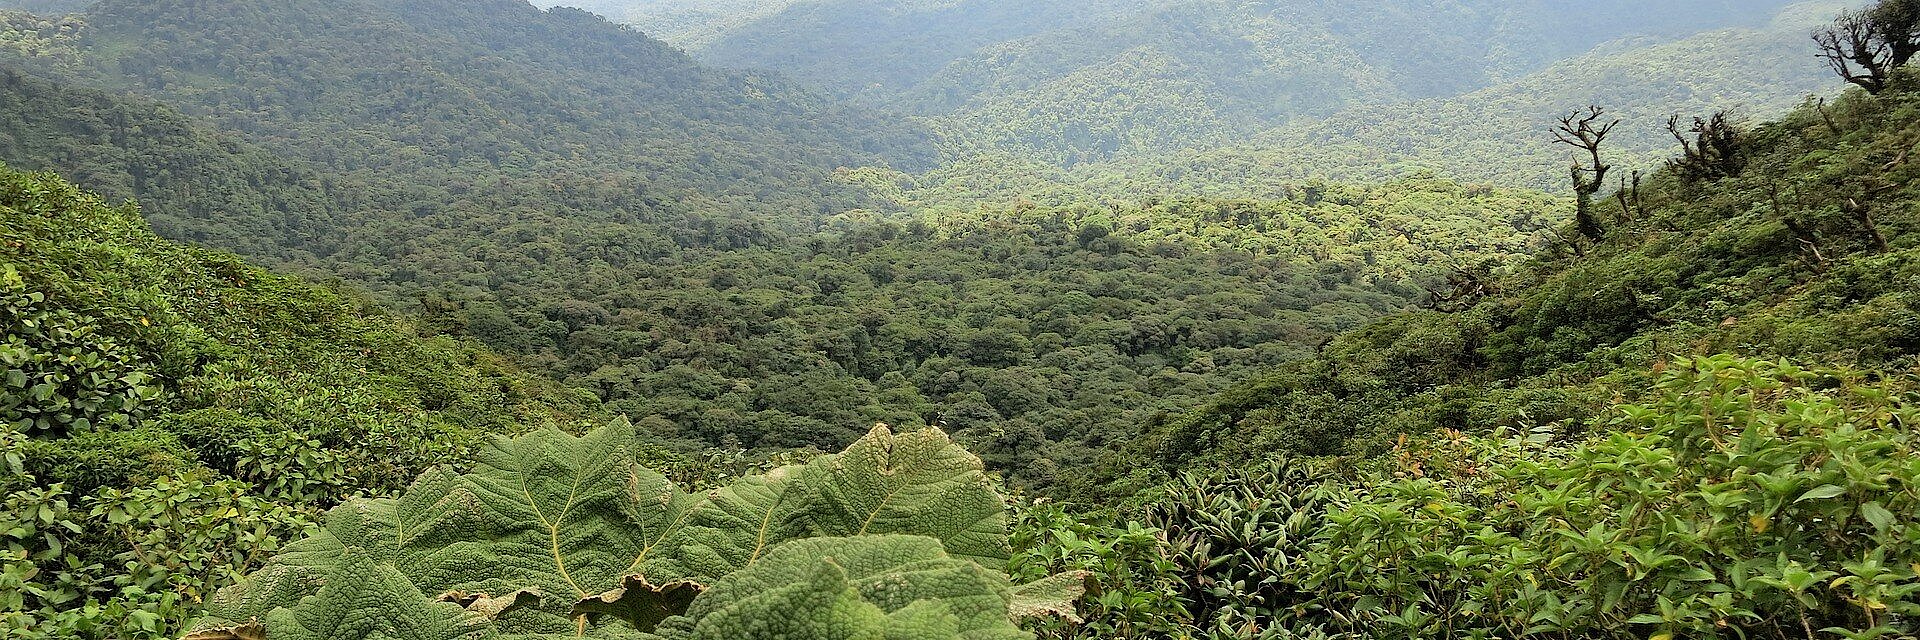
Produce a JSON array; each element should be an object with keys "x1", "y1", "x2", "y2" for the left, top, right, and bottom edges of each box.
[{"x1": 183, "y1": 423, "x2": 1080, "y2": 639}]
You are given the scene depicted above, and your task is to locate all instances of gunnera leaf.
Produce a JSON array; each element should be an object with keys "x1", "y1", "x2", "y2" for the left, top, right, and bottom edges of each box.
[
  {"x1": 189, "y1": 420, "x2": 701, "y2": 637},
  {"x1": 187, "y1": 423, "x2": 1025, "y2": 639},
  {"x1": 659, "y1": 424, "x2": 1011, "y2": 581},
  {"x1": 650, "y1": 535, "x2": 1032, "y2": 640},
  {"x1": 191, "y1": 548, "x2": 494, "y2": 640}
]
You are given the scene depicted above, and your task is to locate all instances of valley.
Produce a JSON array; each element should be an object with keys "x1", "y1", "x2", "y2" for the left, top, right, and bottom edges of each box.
[{"x1": 1, "y1": 0, "x2": 1917, "y2": 638}]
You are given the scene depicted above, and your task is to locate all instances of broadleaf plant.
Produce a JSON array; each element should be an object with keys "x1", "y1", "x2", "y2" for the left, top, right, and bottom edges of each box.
[
  {"x1": 648, "y1": 536, "x2": 1035, "y2": 640},
  {"x1": 184, "y1": 423, "x2": 1070, "y2": 639}
]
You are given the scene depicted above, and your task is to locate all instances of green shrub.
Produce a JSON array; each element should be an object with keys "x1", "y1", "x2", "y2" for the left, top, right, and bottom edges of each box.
[
  {"x1": 0, "y1": 166, "x2": 602, "y2": 636},
  {"x1": 1126, "y1": 356, "x2": 1920, "y2": 639},
  {"x1": 0, "y1": 424, "x2": 312, "y2": 639},
  {"x1": 18, "y1": 424, "x2": 190, "y2": 495},
  {"x1": 1008, "y1": 503, "x2": 1186, "y2": 639},
  {"x1": 0, "y1": 264, "x2": 163, "y2": 436}
]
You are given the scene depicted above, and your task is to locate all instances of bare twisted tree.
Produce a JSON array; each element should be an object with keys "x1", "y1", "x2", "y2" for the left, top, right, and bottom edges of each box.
[
  {"x1": 1814, "y1": 0, "x2": 1920, "y2": 94},
  {"x1": 1553, "y1": 106, "x2": 1618, "y2": 243}
]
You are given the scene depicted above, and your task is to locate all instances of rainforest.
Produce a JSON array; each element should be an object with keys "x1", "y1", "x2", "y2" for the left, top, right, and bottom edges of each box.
[{"x1": 1, "y1": 0, "x2": 1918, "y2": 638}]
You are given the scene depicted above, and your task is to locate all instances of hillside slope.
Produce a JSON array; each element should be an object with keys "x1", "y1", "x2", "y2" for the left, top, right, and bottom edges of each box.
[
  {"x1": 1135, "y1": 76, "x2": 1920, "y2": 489},
  {"x1": 682, "y1": 0, "x2": 1799, "y2": 164},
  {"x1": 698, "y1": 0, "x2": 1786, "y2": 105},
  {"x1": 1099, "y1": 1, "x2": 1845, "y2": 189},
  {"x1": 0, "y1": 165, "x2": 600, "y2": 637},
  {"x1": 0, "y1": 0, "x2": 932, "y2": 225},
  {"x1": 0, "y1": 65, "x2": 335, "y2": 260},
  {"x1": 843, "y1": 2, "x2": 1845, "y2": 210},
  {"x1": 1027, "y1": 75, "x2": 1920, "y2": 640},
  {"x1": 0, "y1": 0, "x2": 87, "y2": 13}
]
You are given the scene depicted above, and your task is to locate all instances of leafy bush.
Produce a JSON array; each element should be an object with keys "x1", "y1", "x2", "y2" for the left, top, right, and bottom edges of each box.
[
  {"x1": 184, "y1": 423, "x2": 1084, "y2": 639},
  {"x1": 0, "y1": 423, "x2": 313, "y2": 639},
  {"x1": 1137, "y1": 460, "x2": 1343, "y2": 638},
  {"x1": 1007, "y1": 503, "x2": 1186, "y2": 639},
  {"x1": 1125, "y1": 356, "x2": 1920, "y2": 639},
  {"x1": 1144, "y1": 83, "x2": 1920, "y2": 476},
  {"x1": 0, "y1": 263, "x2": 162, "y2": 436},
  {"x1": 654, "y1": 535, "x2": 1038, "y2": 640}
]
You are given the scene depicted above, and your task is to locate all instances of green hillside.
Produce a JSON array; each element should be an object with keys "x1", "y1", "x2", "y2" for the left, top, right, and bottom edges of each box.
[
  {"x1": 0, "y1": 165, "x2": 599, "y2": 637},
  {"x1": 1147, "y1": 71, "x2": 1920, "y2": 474},
  {"x1": 1101, "y1": 1, "x2": 1848, "y2": 189},
  {"x1": 0, "y1": 1, "x2": 1570, "y2": 492},
  {"x1": 0, "y1": 0, "x2": 87, "y2": 13},
  {"x1": 697, "y1": 0, "x2": 1788, "y2": 107},
  {"x1": 0, "y1": 65, "x2": 334, "y2": 261},
  {"x1": 1006, "y1": 67, "x2": 1920, "y2": 640},
  {"x1": 0, "y1": 0, "x2": 932, "y2": 229},
  {"x1": 481, "y1": 178, "x2": 1561, "y2": 491},
  {"x1": 553, "y1": 0, "x2": 840, "y2": 49},
  {"x1": 832, "y1": 1, "x2": 1843, "y2": 213},
  {"x1": 684, "y1": 0, "x2": 1801, "y2": 164}
]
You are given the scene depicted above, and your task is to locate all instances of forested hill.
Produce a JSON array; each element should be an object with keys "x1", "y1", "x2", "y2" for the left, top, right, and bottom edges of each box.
[
  {"x1": 550, "y1": 0, "x2": 812, "y2": 49},
  {"x1": 0, "y1": 164, "x2": 603, "y2": 637},
  {"x1": 0, "y1": 65, "x2": 334, "y2": 261},
  {"x1": 933, "y1": 2, "x2": 1845, "y2": 201},
  {"x1": 0, "y1": 0, "x2": 934, "y2": 228},
  {"x1": 0, "y1": 0, "x2": 87, "y2": 13},
  {"x1": 686, "y1": 0, "x2": 1788, "y2": 108},
  {"x1": 1134, "y1": 74, "x2": 1920, "y2": 493},
  {"x1": 650, "y1": 0, "x2": 1803, "y2": 165},
  {"x1": 1112, "y1": 1, "x2": 1846, "y2": 189},
  {"x1": 0, "y1": 9, "x2": 1570, "y2": 510}
]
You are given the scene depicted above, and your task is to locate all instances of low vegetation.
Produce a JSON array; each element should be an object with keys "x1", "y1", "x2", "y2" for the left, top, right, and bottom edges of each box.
[{"x1": 0, "y1": 166, "x2": 594, "y2": 637}]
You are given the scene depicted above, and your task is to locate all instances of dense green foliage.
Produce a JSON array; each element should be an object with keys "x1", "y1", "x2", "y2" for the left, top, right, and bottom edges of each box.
[
  {"x1": 413, "y1": 178, "x2": 1559, "y2": 494},
  {"x1": 966, "y1": 47, "x2": 1920, "y2": 640},
  {"x1": 546, "y1": 0, "x2": 801, "y2": 49},
  {"x1": 0, "y1": 0, "x2": 88, "y2": 14},
  {"x1": 1139, "y1": 75, "x2": 1920, "y2": 477},
  {"x1": 696, "y1": 0, "x2": 1786, "y2": 106},
  {"x1": 3, "y1": 1, "x2": 1916, "y2": 638},
  {"x1": 684, "y1": 0, "x2": 1802, "y2": 167},
  {"x1": 1037, "y1": 356, "x2": 1920, "y2": 639},
  {"x1": 0, "y1": 0, "x2": 934, "y2": 268},
  {"x1": 1099, "y1": 2, "x2": 1843, "y2": 190},
  {"x1": 0, "y1": 64, "x2": 335, "y2": 260},
  {"x1": 824, "y1": 1, "x2": 1839, "y2": 211},
  {"x1": 0, "y1": 166, "x2": 596, "y2": 637},
  {"x1": 0, "y1": 10, "x2": 1572, "y2": 494},
  {"x1": 187, "y1": 423, "x2": 1083, "y2": 639}
]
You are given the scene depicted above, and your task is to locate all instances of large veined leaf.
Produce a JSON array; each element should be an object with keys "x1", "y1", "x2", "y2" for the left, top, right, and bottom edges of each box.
[
  {"x1": 184, "y1": 549, "x2": 591, "y2": 640},
  {"x1": 648, "y1": 536, "x2": 1033, "y2": 640},
  {"x1": 192, "y1": 421, "x2": 689, "y2": 636},
  {"x1": 185, "y1": 423, "x2": 1034, "y2": 639},
  {"x1": 661, "y1": 425, "x2": 1011, "y2": 581}
]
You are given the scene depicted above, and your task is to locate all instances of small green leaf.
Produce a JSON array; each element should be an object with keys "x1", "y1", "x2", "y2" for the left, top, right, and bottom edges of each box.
[
  {"x1": 1860, "y1": 502, "x2": 1895, "y2": 531},
  {"x1": 1795, "y1": 484, "x2": 1846, "y2": 503}
]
